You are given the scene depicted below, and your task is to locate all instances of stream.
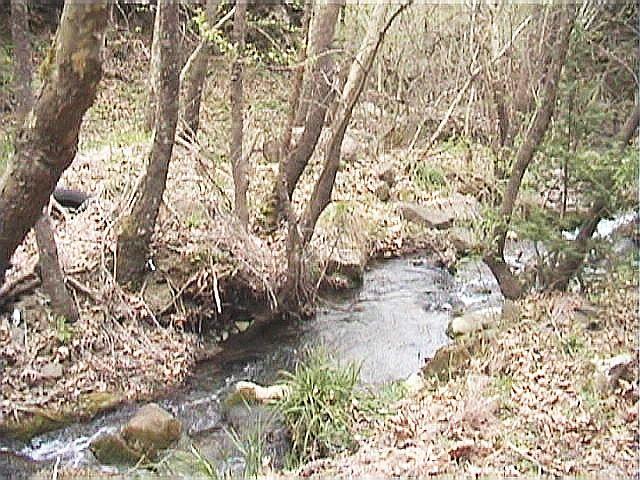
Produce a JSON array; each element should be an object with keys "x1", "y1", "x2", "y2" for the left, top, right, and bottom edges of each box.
[{"x1": 0, "y1": 255, "x2": 504, "y2": 479}]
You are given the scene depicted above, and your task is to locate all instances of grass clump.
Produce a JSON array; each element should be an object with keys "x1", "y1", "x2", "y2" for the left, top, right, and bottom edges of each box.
[{"x1": 275, "y1": 348, "x2": 361, "y2": 467}]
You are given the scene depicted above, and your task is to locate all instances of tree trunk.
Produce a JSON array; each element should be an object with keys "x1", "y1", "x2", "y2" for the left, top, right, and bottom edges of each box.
[
  {"x1": 230, "y1": 0, "x2": 249, "y2": 227},
  {"x1": 280, "y1": 0, "x2": 313, "y2": 158},
  {"x1": 11, "y1": 2, "x2": 80, "y2": 319},
  {"x1": 484, "y1": 6, "x2": 575, "y2": 300},
  {"x1": 143, "y1": 4, "x2": 162, "y2": 131},
  {"x1": 10, "y1": 0, "x2": 33, "y2": 123},
  {"x1": 300, "y1": 3, "x2": 407, "y2": 244},
  {"x1": 262, "y1": 0, "x2": 313, "y2": 231},
  {"x1": 0, "y1": 3, "x2": 108, "y2": 286},
  {"x1": 276, "y1": 1, "x2": 342, "y2": 206},
  {"x1": 35, "y1": 211, "x2": 79, "y2": 322},
  {"x1": 116, "y1": 1, "x2": 180, "y2": 285},
  {"x1": 180, "y1": 0, "x2": 220, "y2": 138},
  {"x1": 281, "y1": 2, "x2": 409, "y2": 308}
]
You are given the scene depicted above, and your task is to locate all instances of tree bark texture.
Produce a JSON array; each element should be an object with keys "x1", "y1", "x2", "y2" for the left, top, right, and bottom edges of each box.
[
  {"x1": 116, "y1": 1, "x2": 180, "y2": 284},
  {"x1": 230, "y1": 0, "x2": 249, "y2": 227},
  {"x1": 180, "y1": 0, "x2": 220, "y2": 137},
  {"x1": 0, "y1": 3, "x2": 108, "y2": 286},
  {"x1": 280, "y1": 0, "x2": 313, "y2": 158},
  {"x1": 143, "y1": 3, "x2": 162, "y2": 131},
  {"x1": 35, "y1": 212, "x2": 79, "y2": 322},
  {"x1": 484, "y1": 7, "x2": 575, "y2": 300},
  {"x1": 277, "y1": 1, "x2": 342, "y2": 205},
  {"x1": 11, "y1": 0, "x2": 34, "y2": 123}
]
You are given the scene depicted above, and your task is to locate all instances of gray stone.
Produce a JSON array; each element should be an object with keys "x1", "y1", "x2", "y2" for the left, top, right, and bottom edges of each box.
[
  {"x1": 326, "y1": 247, "x2": 368, "y2": 283},
  {"x1": 398, "y1": 203, "x2": 454, "y2": 229},
  {"x1": 121, "y1": 403, "x2": 181, "y2": 456},
  {"x1": 231, "y1": 381, "x2": 290, "y2": 404},
  {"x1": 448, "y1": 301, "x2": 519, "y2": 337},
  {"x1": 449, "y1": 227, "x2": 478, "y2": 253}
]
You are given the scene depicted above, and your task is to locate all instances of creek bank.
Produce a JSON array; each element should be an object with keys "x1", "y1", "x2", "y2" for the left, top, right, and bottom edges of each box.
[{"x1": 3, "y1": 255, "x2": 477, "y2": 477}]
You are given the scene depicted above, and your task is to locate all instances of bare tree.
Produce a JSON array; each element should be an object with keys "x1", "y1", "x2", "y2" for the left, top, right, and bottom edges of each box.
[
  {"x1": 230, "y1": 0, "x2": 249, "y2": 227},
  {"x1": 484, "y1": 6, "x2": 575, "y2": 299},
  {"x1": 10, "y1": 0, "x2": 33, "y2": 122},
  {"x1": 282, "y1": 2, "x2": 411, "y2": 306},
  {"x1": 280, "y1": 0, "x2": 313, "y2": 159},
  {"x1": 35, "y1": 209, "x2": 79, "y2": 322},
  {"x1": 180, "y1": 0, "x2": 221, "y2": 137},
  {"x1": 143, "y1": 4, "x2": 162, "y2": 131},
  {"x1": 275, "y1": 1, "x2": 343, "y2": 209},
  {"x1": 9, "y1": 1, "x2": 80, "y2": 321},
  {"x1": 117, "y1": 1, "x2": 180, "y2": 284},
  {"x1": 0, "y1": 3, "x2": 108, "y2": 286}
]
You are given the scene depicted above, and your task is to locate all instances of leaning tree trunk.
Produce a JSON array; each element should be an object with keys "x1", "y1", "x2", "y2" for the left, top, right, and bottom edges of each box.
[
  {"x1": 35, "y1": 210, "x2": 79, "y2": 322},
  {"x1": 484, "y1": 6, "x2": 575, "y2": 300},
  {"x1": 143, "y1": 3, "x2": 162, "y2": 131},
  {"x1": 10, "y1": 0, "x2": 33, "y2": 122},
  {"x1": 281, "y1": 2, "x2": 409, "y2": 307},
  {"x1": 116, "y1": 1, "x2": 180, "y2": 285},
  {"x1": 180, "y1": 0, "x2": 220, "y2": 138},
  {"x1": 11, "y1": 0, "x2": 80, "y2": 320},
  {"x1": 275, "y1": 1, "x2": 343, "y2": 207},
  {"x1": 230, "y1": 0, "x2": 249, "y2": 227},
  {"x1": 0, "y1": 4, "x2": 108, "y2": 286},
  {"x1": 300, "y1": 3, "x2": 408, "y2": 243}
]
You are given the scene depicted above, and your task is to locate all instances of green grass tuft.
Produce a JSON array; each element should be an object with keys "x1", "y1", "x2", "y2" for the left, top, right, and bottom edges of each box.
[{"x1": 274, "y1": 348, "x2": 361, "y2": 467}]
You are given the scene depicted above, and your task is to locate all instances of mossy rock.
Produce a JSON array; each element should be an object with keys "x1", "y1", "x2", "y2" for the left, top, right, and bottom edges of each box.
[
  {"x1": 0, "y1": 391, "x2": 124, "y2": 441},
  {"x1": 90, "y1": 432, "x2": 144, "y2": 465},
  {"x1": 0, "y1": 408, "x2": 70, "y2": 441},
  {"x1": 121, "y1": 403, "x2": 182, "y2": 457}
]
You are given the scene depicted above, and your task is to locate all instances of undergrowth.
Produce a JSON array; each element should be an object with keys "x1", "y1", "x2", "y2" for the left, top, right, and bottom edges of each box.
[
  {"x1": 274, "y1": 348, "x2": 404, "y2": 469},
  {"x1": 274, "y1": 348, "x2": 362, "y2": 468}
]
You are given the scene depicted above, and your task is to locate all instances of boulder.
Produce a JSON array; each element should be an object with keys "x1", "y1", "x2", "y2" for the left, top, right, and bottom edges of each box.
[
  {"x1": 39, "y1": 362, "x2": 63, "y2": 381},
  {"x1": 398, "y1": 194, "x2": 481, "y2": 230},
  {"x1": 326, "y1": 247, "x2": 368, "y2": 283},
  {"x1": 448, "y1": 301, "x2": 519, "y2": 337},
  {"x1": 121, "y1": 403, "x2": 181, "y2": 457},
  {"x1": 403, "y1": 372, "x2": 425, "y2": 394},
  {"x1": 233, "y1": 381, "x2": 291, "y2": 404},
  {"x1": 90, "y1": 432, "x2": 143, "y2": 465},
  {"x1": 448, "y1": 227, "x2": 478, "y2": 253},
  {"x1": 398, "y1": 203, "x2": 453, "y2": 229},
  {"x1": 422, "y1": 341, "x2": 473, "y2": 379},
  {"x1": 341, "y1": 132, "x2": 360, "y2": 162}
]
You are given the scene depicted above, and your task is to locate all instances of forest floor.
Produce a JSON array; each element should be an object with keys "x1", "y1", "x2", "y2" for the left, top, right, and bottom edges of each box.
[
  {"x1": 270, "y1": 270, "x2": 638, "y2": 479},
  {"x1": 1, "y1": 35, "x2": 638, "y2": 479}
]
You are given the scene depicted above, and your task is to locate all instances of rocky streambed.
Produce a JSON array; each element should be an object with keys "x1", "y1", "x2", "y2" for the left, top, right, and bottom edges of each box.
[{"x1": 0, "y1": 254, "x2": 508, "y2": 479}]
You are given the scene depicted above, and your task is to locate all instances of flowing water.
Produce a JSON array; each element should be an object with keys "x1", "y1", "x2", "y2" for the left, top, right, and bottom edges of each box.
[{"x1": 0, "y1": 255, "x2": 503, "y2": 479}]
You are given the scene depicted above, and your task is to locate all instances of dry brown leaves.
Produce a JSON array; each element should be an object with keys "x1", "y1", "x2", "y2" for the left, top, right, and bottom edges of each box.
[{"x1": 295, "y1": 283, "x2": 637, "y2": 479}]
